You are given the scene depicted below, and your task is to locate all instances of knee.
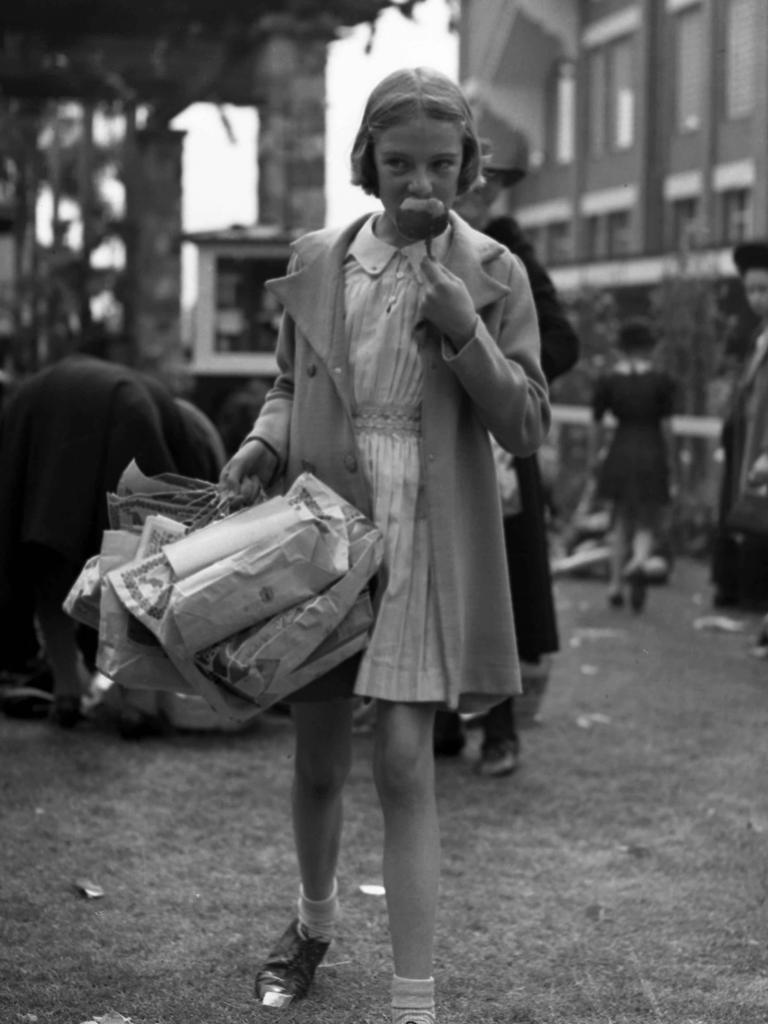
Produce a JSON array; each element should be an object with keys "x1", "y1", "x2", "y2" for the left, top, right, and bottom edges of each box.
[
  {"x1": 294, "y1": 746, "x2": 350, "y2": 801},
  {"x1": 373, "y1": 739, "x2": 432, "y2": 809}
]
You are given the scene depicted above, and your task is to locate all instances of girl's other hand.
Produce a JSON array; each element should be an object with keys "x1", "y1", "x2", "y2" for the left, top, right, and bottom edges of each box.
[
  {"x1": 419, "y1": 256, "x2": 477, "y2": 349},
  {"x1": 219, "y1": 438, "x2": 278, "y2": 507}
]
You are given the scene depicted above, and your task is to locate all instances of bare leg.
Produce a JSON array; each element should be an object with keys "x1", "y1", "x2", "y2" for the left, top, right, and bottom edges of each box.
[
  {"x1": 291, "y1": 700, "x2": 354, "y2": 899},
  {"x1": 373, "y1": 701, "x2": 439, "y2": 979},
  {"x1": 253, "y1": 702, "x2": 353, "y2": 1006},
  {"x1": 630, "y1": 527, "x2": 654, "y2": 568}
]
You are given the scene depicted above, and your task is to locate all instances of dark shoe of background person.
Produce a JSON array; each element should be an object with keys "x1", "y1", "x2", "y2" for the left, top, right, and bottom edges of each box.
[
  {"x1": 255, "y1": 918, "x2": 331, "y2": 1006},
  {"x1": 607, "y1": 589, "x2": 625, "y2": 609},
  {"x1": 49, "y1": 694, "x2": 83, "y2": 728},
  {"x1": 750, "y1": 621, "x2": 768, "y2": 659},
  {"x1": 477, "y1": 739, "x2": 519, "y2": 778},
  {"x1": 117, "y1": 707, "x2": 166, "y2": 740}
]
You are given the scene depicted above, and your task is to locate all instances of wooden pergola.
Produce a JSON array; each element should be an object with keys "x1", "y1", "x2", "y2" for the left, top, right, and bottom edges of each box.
[
  {"x1": 0, "y1": 1, "x2": 416, "y2": 109},
  {"x1": 0, "y1": 0, "x2": 425, "y2": 372}
]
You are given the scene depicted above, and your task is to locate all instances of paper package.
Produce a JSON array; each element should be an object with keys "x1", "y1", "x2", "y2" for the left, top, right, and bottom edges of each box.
[
  {"x1": 93, "y1": 529, "x2": 193, "y2": 695},
  {"x1": 119, "y1": 475, "x2": 383, "y2": 720},
  {"x1": 111, "y1": 497, "x2": 350, "y2": 657},
  {"x1": 64, "y1": 529, "x2": 145, "y2": 631},
  {"x1": 64, "y1": 466, "x2": 384, "y2": 720}
]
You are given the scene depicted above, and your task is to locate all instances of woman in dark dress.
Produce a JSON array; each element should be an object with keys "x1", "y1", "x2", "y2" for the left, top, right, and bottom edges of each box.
[{"x1": 590, "y1": 319, "x2": 677, "y2": 611}]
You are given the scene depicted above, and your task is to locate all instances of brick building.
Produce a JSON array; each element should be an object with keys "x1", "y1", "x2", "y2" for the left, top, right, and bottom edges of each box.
[{"x1": 459, "y1": 0, "x2": 768, "y2": 294}]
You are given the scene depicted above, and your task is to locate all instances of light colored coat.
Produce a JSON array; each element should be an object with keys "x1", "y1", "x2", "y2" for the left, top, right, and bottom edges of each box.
[{"x1": 251, "y1": 212, "x2": 550, "y2": 710}]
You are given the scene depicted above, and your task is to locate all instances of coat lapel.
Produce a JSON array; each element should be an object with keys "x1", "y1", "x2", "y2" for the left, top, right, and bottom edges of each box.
[
  {"x1": 443, "y1": 213, "x2": 511, "y2": 311},
  {"x1": 265, "y1": 211, "x2": 511, "y2": 410},
  {"x1": 266, "y1": 216, "x2": 370, "y2": 411}
]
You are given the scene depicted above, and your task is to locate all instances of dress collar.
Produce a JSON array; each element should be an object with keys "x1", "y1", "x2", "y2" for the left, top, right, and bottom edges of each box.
[
  {"x1": 265, "y1": 211, "x2": 511, "y2": 357},
  {"x1": 615, "y1": 358, "x2": 653, "y2": 374},
  {"x1": 347, "y1": 213, "x2": 452, "y2": 278}
]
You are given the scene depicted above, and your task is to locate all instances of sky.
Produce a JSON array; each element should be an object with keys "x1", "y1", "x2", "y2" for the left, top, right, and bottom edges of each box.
[
  {"x1": 172, "y1": 0, "x2": 458, "y2": 302},
  {"x1": 325, "y1": 0, "x2": 458, "y2": 225}
]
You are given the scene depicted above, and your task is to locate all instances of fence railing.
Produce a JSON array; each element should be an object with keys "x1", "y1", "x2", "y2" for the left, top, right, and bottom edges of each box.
[
  {"x1": 551, "y1": 404, "x2": 721, "y2": 440},
  {"x1": 548, "y1": 405, "x2": 723, "y2": 536}
]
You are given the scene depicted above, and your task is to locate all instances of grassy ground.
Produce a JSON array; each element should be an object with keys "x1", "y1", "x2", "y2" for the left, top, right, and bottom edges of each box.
[{"x1": 1, "y1": 558, "x2": 768, "y2": 1024}]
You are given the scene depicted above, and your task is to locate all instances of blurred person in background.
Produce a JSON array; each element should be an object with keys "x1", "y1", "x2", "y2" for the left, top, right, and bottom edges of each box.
[
  {"x1": 434, "y1": 109, "x2": 579, "y2": 776},
  {"x1": 215, "y1": 380, "x2": 270, "y2": 457},
  {"x1": 0, "y1": 341, "x2": 224, "y2": 729},
  {"x1": 588, "y1": 318, "x2": 678, "y2": 613},
  {"x1": 711, "y1": 241, "x2": 768, "y2": 611}
]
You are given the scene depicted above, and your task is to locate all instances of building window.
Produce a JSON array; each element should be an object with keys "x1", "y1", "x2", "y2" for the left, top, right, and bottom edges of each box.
[
  {"x1": 214, "y1": 256, "x2": 285, "y2": 354},
  {"x1": 555, "y1": 62, "x2": 576, "y2": 165},
  {"x1": 587, "y1": 49, "x2": 607, "y2": 157},
  {"x1": 587, "y1": 36, "x2": 635, "y2": 156},
  {"x1": 586, "y1": 215, "x2": 608, "y2": 260},
  {"x1": 547, "y1": 221, "x2": 573, "y2": 264},
  {"x1": 720, "y1": 188, "x2": 753, "y2": 243},
  {"x1": 667, "y1": 197, "x2": 700, "y2": 251},
  {"x1": 608, "y1": 37, "x2": 635, "y2": 150},
  {"x1": 607, "y1": 210, "x2": 631, "y2": 256},
  {"x1": 675, "y1": 7, "x2": 704, "y2": 132},
  {"x1": 725, "y1": 0, "x2": 756, "y2": 119}
]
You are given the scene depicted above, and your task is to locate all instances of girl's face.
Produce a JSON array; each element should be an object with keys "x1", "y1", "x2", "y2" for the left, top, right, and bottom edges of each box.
[
  {"x1": 743, "y1": 268, "x2": 768, "y2": 322},
  {"x1": 372, "y1": 115, "x2": 464, "y2": 246}
]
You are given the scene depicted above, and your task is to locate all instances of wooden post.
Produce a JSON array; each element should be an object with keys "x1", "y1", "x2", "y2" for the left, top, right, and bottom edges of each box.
[
  {"x1": 76, "y1": 102, "x2": 96, "y2": 339},
  {"x1": 123, "y1": 123, "x2": 185, "y2": 371}
]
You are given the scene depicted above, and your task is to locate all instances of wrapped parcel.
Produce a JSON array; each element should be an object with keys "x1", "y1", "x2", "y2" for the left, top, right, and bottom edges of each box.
[{"x1": 64, "y1": 465, "x2": 383, "y2": 720}]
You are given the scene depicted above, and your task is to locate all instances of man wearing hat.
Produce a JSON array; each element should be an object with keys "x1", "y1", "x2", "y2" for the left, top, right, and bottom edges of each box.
[
  {"x1": 711, "y1": 240, "x2": 768, "y2": 608},
  {"x1": 433, "y1": 108, "x2": 580, "y2": 776}
]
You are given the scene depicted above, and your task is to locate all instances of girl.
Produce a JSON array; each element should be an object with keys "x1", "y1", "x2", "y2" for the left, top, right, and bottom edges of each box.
[
  {"x1": 589, "y1": 318, "x2": 677, "y2": 612},
  {"x1": 220, "y1": 67, "x2": 549, "y2": 1023}
]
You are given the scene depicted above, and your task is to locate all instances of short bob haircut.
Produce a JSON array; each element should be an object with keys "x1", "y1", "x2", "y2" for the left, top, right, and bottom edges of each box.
[{"x1": 350, "y1": 67, "x2": 483, "y2": 199}]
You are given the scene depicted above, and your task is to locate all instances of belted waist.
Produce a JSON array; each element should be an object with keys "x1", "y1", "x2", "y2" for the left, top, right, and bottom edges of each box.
[{"x1": 352, "y1": 403, "x2": 421, "y2": 435}]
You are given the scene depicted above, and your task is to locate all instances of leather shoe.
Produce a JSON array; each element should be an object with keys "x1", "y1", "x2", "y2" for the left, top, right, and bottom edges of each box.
[{"x1": 255, "y1": 918, "x2": 330, "y2": 1006}]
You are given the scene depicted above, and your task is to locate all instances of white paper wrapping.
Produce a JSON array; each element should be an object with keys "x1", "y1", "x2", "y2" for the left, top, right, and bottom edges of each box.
[{"x1": 63, "y1": 467, "x2": 384, "y2": 720}]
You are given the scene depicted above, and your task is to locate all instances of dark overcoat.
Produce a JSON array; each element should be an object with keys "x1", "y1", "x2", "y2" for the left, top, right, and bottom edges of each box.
[
  {"x1": 484, "y1": 216, "x2": 579, "y2": 661},
  {"x1": 251, "y1": 212, "x2": 550, "y2": 711},
  {"x1": 712, "y1": 326, "x2": 768, "y2": 605}
]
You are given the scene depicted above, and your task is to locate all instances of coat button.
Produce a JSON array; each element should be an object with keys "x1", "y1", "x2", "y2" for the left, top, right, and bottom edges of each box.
[
  {"x1": 344, "y1": 453, "x2": 358, "y2": 472},
  {"x1": 307, "y1": 363, "x2": 317, "y2": 377}
]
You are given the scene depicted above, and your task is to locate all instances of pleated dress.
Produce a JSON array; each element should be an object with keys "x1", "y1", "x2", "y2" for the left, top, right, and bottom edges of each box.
[{"x1": 344, "y1": 215, "x2": 450, "y2": 704}]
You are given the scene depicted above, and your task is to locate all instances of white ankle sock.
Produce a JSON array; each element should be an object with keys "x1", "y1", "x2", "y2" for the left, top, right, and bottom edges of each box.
[
  {"x1": 297, "y1": 878, "x2": 339, "y2": 943},
  {"x1": 391, "y1": 974, "x2": 435, "y2": 1024}
]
